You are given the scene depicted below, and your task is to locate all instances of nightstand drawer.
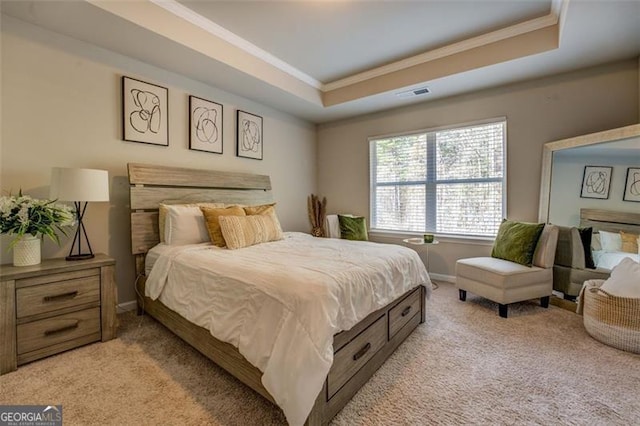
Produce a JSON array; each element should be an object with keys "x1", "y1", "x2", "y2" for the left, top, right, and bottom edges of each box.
[
  {"x1": 388, "y1": 287, "x2": 421, "y2": 339},
  {"x1": 16, "y1": 307, "x2": 101, "y2": 355},
  {"x1": 16, "y1": 276, "x2": 100, "y2": 319}
]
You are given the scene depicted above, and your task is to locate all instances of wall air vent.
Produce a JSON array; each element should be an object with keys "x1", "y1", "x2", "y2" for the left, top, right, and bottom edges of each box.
[{"x1": 395, "y1": 87, "x2": 430, "y2": 98}]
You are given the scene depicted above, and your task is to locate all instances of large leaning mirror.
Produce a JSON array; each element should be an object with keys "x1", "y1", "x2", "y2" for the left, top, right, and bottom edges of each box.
[
  {"x1": 538, "y1": 123, "x2": 640, "y2": 299},
  {"x1": 539, "y1": 123, "x2": 640, "y2": 225}
]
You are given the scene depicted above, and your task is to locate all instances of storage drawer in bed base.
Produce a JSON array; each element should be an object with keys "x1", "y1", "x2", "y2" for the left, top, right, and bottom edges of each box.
[
  {"x1": 325, "y1": 311, "x2": 421, "y2": 419},
  {"x1": 325, "y1": 286, "x2": 422, "y2": 405}
]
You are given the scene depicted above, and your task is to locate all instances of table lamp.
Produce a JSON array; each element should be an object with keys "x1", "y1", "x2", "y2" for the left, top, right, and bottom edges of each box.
[{"x1": 50, "y1": 167, "x2": 110, "y2": 260}]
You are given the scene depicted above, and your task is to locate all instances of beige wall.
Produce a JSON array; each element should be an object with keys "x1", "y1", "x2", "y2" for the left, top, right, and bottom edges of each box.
[
  {"x1": 0, "y1": 17, "x2": 317, "y2": 305},
  {"x1": 317, "y1": 60, "x2": 639, "y2": 278}
]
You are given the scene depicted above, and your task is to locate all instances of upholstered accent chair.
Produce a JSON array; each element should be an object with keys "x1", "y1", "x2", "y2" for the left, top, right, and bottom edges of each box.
[
  {"x1": 455, "y1": 224, "x2": 559, "y2": 318},
  {"x1": 553, "y1": 226, "x2": 609, "y2": 300}
]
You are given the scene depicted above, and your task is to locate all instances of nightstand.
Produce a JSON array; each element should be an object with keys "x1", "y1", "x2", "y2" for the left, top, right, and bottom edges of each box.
[
  {"x1": 0, "y1": 254, "x2": 117, "y2": 375},
  {"x1": 403, "y1": 238, "x2": 439, "y2": 270}
]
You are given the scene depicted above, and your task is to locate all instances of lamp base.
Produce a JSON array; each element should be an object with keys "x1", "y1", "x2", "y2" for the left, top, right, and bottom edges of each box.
[
  {"x1": 67, "y1": 202, "x2": 95, "y2": 262},
  {"x1": 66, "y1": 253, "x2": 95, "y2": 261}
]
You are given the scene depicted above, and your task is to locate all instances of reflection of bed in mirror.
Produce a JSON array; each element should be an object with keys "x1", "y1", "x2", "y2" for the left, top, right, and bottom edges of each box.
[
  {"x1": 552, "y1": 208, "x2": 640, "y2": 299},
  {"x1": 580, "y1": 208, "x2": 640, "y2": 269}
]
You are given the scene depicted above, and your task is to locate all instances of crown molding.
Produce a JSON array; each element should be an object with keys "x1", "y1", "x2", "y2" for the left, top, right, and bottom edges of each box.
[
  {"x1": 149, "y1": 0, "x2": 323, "y2": 89},
  {"x1": 87, "y1": 0, "x2": 568, "y2": 108},
  {"x1": 323, "y1": 13, "x2": 558, "y2": 91}
]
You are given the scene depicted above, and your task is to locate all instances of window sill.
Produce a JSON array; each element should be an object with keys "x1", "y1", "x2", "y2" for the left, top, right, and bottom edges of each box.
[{"x1": 368, "y1": 230, "x2": 495, "y2": 246}]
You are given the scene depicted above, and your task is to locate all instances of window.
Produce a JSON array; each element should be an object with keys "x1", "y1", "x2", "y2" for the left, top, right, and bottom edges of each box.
[{"x1": 369, "y1": 119, "x2": 506, "y2": 237}]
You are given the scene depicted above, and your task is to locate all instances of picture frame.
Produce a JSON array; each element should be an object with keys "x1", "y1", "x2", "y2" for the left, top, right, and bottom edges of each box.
[
  {"x1": 236, "y1": 110, "x2": 263, "y2": 160},
  {"x1": 580, "y1": 165, "x2": 612, "y2": 199},
  {"x1": 122, "y1": 76, "x2": 169, "y2": 146},
  {"x1": 189, "y1": 96, "x2": 223, "y2": 154},
  {"x1": 623, "y1": 167, "x2": 640, "y2": 202}
]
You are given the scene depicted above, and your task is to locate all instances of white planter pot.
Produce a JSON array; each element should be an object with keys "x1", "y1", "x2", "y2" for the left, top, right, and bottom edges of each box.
[{"x1": 13, "y1": 235, "x2": 42, "y2": 267}]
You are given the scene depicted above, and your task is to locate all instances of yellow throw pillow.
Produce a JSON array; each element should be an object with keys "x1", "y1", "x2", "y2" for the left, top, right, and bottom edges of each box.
[
  {"x1": 158, "y1": 202, "x2": 224, "y2": 243},
  {"x1": 244, "y1": 202, "x2": 276, "y2": 216},
  {"x1": 620, "y1": 231, "x2": 639, "y2": 254},
  {"x1": 200, "y1": 206, "x2": 246, "y2": 247},
  {"x1": 218, "y1": 214, "x2": 284, "y2": 250}
]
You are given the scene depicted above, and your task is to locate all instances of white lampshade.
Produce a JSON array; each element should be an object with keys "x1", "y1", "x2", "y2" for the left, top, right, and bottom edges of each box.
[{"x1": 50, "y1": 168, "x2": 110, "y2": 202}]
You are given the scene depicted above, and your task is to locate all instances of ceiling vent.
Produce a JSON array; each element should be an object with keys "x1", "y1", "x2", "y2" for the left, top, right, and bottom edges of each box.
[{"x1": 396, "y1": 87, "x2": 430, "y2": 98}]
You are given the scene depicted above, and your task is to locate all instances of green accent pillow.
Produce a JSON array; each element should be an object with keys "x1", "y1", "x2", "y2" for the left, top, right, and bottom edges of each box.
[
  {"x1": 491, "y1": 219, "x2": 545, "y2": 266},
  {"x1": 338, "y1": 215, "x2": 368, "y2": 241}
]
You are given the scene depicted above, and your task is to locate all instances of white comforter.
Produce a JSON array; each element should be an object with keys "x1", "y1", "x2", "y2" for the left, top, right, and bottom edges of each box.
[
  {"x1": 593, "y1": 250, "x2": 640, "y2": 270},
  {"x1": 146, "y1": 232, "x2": 431, "y2": 425}
]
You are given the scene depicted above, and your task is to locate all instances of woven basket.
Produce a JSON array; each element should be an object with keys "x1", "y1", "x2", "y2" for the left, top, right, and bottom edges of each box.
[{"x1": 582, "y1": 280, "x2": 640, "y2": 354}]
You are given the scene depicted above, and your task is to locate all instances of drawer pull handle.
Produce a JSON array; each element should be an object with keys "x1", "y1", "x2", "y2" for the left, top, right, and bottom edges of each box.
[
  {"x1": 44, "y1": 321, "x2": 79, "y2": 336},
  {"x1": 401, "y1": 306, "x2": 412, "y2": 317},
  {"x1": 353, "y1": 342, "x2": 371, "y2": 361},
  {"x1": 43, "y1": 291, "x2": 78, "y2": 302}
]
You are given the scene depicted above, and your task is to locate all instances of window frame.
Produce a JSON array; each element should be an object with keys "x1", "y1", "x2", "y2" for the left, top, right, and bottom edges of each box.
[{"x1": 368, "y1": 117, "x2": 507, "y2": 238}]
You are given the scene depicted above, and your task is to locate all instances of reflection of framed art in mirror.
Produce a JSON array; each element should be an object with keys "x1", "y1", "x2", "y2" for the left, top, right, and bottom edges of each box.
[
  {"x1": 580, "y1": 166, "x2": 612, "y2": 200},
  {"x1": 623, "y1": 167, "x2": 640, "y2": 203}
]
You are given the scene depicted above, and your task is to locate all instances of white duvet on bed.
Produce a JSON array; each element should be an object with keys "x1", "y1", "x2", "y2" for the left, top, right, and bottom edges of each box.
[
  {"x1": 145, "y1": 232, "x2": 431, "y2": 426},
  {"x1": 592, "y1": 250, "x2": 640, "y2": 270}
]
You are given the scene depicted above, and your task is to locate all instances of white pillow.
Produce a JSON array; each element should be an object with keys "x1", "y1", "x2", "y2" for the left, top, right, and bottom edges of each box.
[
  {"x1": 600, "y1": 257, "x2": 640, "y2": 298},
  {"x1": 324, "y1": 214, "x2": 358, "y2": 238},
  {"x1": 324, "y1": 215, "x2": 341, "y2": 238},
  {"x1": 159, "y1": 202, "x2": 225, "y2": 242},
  {"x1": 591, "y1": 233, "x2": 602, "y2": 251},
  {"x1": 164, "y1": 205, "x2": 210, "y2": 245},
  {"x1": 599, "y1": 230, "x2": 622, "y2": 253}
]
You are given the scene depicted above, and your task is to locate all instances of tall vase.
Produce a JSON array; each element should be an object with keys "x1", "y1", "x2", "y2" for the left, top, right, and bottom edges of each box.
[{"x1": 13, "y1": 235, "x2": 41, "y2": 267}]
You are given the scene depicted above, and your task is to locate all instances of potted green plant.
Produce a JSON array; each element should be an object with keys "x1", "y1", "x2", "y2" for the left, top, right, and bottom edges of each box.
[{"x1": 0, "y1": 192, "x2": 75, "y2": 266}]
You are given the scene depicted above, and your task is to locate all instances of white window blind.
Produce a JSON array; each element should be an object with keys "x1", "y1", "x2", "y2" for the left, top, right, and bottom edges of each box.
[{"x1": 369, "y1": 119, "x2": 506, "y2": 237}]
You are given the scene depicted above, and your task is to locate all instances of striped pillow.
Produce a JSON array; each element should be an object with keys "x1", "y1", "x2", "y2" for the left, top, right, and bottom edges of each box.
[
  {"x1": 620, "y1": 231, "x2": 639, "y2": 254},
  {"x1": 219, "y1": 214, "x2": 284, "y2": 250}
]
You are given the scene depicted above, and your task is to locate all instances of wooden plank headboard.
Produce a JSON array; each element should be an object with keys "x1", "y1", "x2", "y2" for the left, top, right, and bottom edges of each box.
[
  {"x1": 128, "y1": 163, "x2": 273, "y2": 260},
  {"x1": 580, "y1": 208, "x2": 640, "y2": 234}
]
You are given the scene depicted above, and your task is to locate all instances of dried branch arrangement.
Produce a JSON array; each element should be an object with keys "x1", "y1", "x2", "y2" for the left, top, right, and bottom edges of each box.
[{"x1": 307, "y1": 194, "x2": 327, "y2": 237}]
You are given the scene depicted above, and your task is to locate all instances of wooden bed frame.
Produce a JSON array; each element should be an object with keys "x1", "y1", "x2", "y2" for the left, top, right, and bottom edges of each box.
[
  {"x1": 579, "y1": 208, "x2": 640, "y2": 235},
  {"x1": 128, "y1": 163, "x2": 427, "y2": 425}
]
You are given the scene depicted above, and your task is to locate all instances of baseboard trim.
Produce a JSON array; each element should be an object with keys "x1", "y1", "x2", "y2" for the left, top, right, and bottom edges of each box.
[
  {"x1": 117, "y1": 300, "x2": 137, "y2": 313},
  {"x1": 429, "y1": 273, "x2": 456, "y2": 283}
]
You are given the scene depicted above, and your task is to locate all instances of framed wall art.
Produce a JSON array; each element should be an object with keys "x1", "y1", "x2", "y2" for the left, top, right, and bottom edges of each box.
[
  {"x1": 122, "y1": 76, "x2": 168, "y2": 146},
  {"x1": 236, "y1": 110, "x2": 263, "y2": 160},
  {"x1": 623, "y1": 167, "x2": 640, "y2": 202},
  {"x1": 189, "y1": 96, "x2": 223, "y2": 154},
  {"x1": 580, "y1": 165, "x2": 612, "y2": 200}
]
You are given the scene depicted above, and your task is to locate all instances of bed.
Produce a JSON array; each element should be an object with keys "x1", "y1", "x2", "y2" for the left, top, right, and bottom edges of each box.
[
  {"x1": 552, "y1": 209, "x2": 640, "y2": 299},
  {"x1": 580, "y1": 208, "x2": 640, "y2": 269},
  {"x1": 128, "y1": 163, "x2": 431, "y2": 426}
]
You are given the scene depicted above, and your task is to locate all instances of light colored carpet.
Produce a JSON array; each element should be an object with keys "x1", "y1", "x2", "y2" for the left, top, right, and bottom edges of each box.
[{"x1": 1, "y1": 282, "x2": 639, "y2": 425}]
